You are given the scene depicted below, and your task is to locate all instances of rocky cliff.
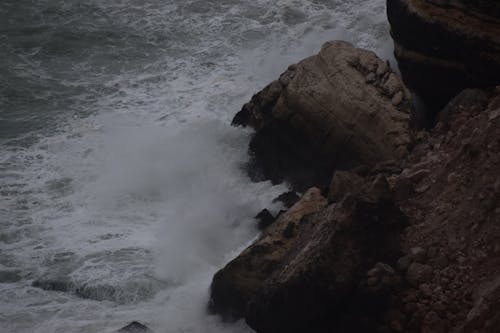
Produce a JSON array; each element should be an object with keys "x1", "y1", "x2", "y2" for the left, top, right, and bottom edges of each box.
[
  {"x1": 233, "y1": 41, "x2": 412, "y2": 191},
  {"x1": 209, "y1": 4, "x2": 500, "y2": 333},
  {"x1": 387, "y1": 0, "x2": 500, "y2": 124}
]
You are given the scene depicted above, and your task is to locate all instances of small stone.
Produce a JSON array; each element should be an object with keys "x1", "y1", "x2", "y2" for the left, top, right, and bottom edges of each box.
[
  {"x1": 392, "y1": 91, "x2": 404, "y2": 106},
  {"x1": 410, "y1": 247, "x2": 427, "y2": 263},
  {"x1": 415, "y1": 185, "x2": 430, "y2": 193},
  {"x1": 435, "y1": 255, "x2": 448, "y2": 268},
  {"x1": 0, "y1": 270, "x2": 22, "y2": 283},
  {"x1": 419, "y1": 283, "x2": 433, "y2": 297},
  {"x1": 406, "y1": 263, "x2": 433, "y2": 287},
  {"x1": 383, "y1": 73, "x2": 402, "y2": 96},
  {"x1": 488, "y1": 108, "x2": 500, "y2": 121},
  {"x1": 397, "y1": 256, "x2": 412, "y2": 272},
  {"x1": 376, "y1": 62, "x2": 389, "y2": 76},
  {"x1": 423, "y1": 311, "x2": 445, "y2": 333},
  {"x1": 366, "y1": 72, "x2": 377, "y2": 83},
  {"x1": 446, "y1": 172, "x2": 459, "y2": 184}
]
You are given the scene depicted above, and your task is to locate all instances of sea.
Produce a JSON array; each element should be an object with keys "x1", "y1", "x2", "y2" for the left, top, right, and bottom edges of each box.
[{"x1": 0, "y1": 1, "x2": 393, "y2": 332}]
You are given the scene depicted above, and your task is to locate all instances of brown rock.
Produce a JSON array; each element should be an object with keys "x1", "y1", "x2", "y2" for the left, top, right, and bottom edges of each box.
[
  {"x1": 233, "y1": 41, "x2": 412, "y2": 190},
  {"x1": 245, "y1": 193, "x2": 407, "y2": 332},
  {"x1": 327, "y1": 170, "x2": 365, "y2": 203},
  {"x1": 387, "y1": 0, "x2": 500, "y2": 124},
  {"x1": 406, "y1": 263, "x2": 433, "y2": 287},
  {"x1": 209, "y1": 188, "x2": 327, "y2": 319}
]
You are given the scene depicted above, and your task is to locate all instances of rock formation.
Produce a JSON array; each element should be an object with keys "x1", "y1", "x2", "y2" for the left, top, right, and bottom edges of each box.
[
  {"x1": 210, "y1": 5, "x2": 500, "y2": 331},
  {"x1": 210, "y1": 188, "x2": 328, "y2": 320},
  {"x1": 387, "y1": 0, "x2": 500, "y2": 124},
  {"x1": 385, "y1": 87, "x2": 500, "y2": 332},
  {"x1": 233, "y1": 41, "x2": 412, "y2": 190},
  {"x1": 211, "y1": 84, "x2": 500, "y2": 332},
  {"x1": 115, "y1": 321, "x2": 153, "y2": 333}
]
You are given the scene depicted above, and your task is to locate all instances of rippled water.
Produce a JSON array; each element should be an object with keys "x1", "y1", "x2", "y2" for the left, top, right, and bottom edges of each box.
[{"x1": 0, "y1": 1, "x2": 392, "y2": 332}]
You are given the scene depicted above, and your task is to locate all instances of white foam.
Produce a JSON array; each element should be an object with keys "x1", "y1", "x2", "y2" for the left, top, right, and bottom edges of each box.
[{"x1": 0, "y1": 1, "x2": 391, "y2": 332}]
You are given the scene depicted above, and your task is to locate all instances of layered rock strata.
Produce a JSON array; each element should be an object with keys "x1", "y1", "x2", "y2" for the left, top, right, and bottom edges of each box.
[
  {"x1": 233, "y1": 41, "x2": 412, "y2": 190},
  {"x1": 387, "y1": 0, "x2": 500, "y2": 124}
]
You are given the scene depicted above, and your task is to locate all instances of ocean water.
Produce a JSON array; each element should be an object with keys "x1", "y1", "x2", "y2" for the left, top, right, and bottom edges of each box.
[{"x1": 0, "y1": 1, "x2": 392, "y2": 332}]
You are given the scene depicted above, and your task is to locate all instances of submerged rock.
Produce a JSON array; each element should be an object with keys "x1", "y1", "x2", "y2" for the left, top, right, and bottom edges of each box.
[
  {"x1": 0, "y1": 270, "x2": 22, "y2": 283},
  {"x1": 233, "y1": 41, "x2": 412, "y2": 190},
  {"x1": 387, "y1": 0, "x2": 500, "y2": 123},
  {"x1": 116, "y1": 321, "x2": 153, "y2": 333}
]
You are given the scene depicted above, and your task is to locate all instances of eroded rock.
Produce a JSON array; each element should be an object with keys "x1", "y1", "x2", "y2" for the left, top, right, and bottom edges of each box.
[
  {"x1": 234, "y1": 41, "x2": 412, "y2": 190},
  {"x1": 209, "y1": 188, "x2": 327, "y2": 320},
  {"x1": 387, "y1": 0, "x2": 500, "y2": 123}
]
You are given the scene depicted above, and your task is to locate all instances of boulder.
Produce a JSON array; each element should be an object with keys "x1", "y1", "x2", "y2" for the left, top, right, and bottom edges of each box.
[
  {"x1": 387, "y1": 0, "x2": 500, "y2": 124},
  {"x1": 245, "y1": 181, "x2": 407, "y2": 333},
  {"x1": 234, "y1": 41, "x2": 412, "y2": 190},
  {"x1": 210, "y1": 176, "x2": 408, "y2": 332},
  {"x1": 209, "y1": 188, "x2": 328, "y2": 320}
]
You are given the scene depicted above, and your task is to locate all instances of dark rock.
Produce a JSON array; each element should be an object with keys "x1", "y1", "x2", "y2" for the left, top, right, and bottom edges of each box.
[
  {"x1": 245, "y1": 193, "x2": 407, "y2": 333},
  {"x1": 0, "y1": 270, "x2": 22, "y2": 283},
  {"x1": 209, "y1": 188, "x2": 327, "y2": 320},
  {"x1": 327, "y1": 171, "x2": 365, "y2": 203},
  {"x1": 234, "y1": 41, "x2": 412, "y2": 190},
  {"x1": 255, "y1": 209, "x2": 275, "y2": 230},
  {"x1": 32, "y1": 278, "x2": 73, "y2": 292},
  {"x1": 272, "y1": 191, "x2": 300, "y2": 208},
  {"x1": 397, "y1": 256, "x2": 412, "y2": 272},
  {"x1": 210, "y1": 169, "x2": 407, "y2": 332},
  {"x1": 387, "y1": 0, "x2": 500, "y2": 125},
  {"x1": 116, "y1": 321, "x2": 153, "y2": 333},
  {"x1": 406, "y1": 263, "x2": 433, "y2": 287}
]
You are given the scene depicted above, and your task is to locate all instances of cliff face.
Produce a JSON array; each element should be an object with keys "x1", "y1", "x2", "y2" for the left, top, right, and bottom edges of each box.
[
  {"x1": 213, "y1": 84, "x2": 500, "y2": 333},
  {"x1": 209, "y1": 3, "x2": 500, "y2": 333},
  {"x1": 233, "y1": 41, "x2": 412, "y2": 191},
  {"x1": 387, "y1": 0, "x2": 500, "y2": 124}
]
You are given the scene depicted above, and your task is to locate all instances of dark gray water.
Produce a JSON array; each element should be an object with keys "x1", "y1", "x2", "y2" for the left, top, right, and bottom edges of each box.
[{"x1": 0, "y1": 1, "x2": 391, "y2": 332}]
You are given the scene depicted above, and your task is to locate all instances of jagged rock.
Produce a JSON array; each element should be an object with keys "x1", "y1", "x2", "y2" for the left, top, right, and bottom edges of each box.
[
  {"x1": 254, "y1": 209, "x2": 275, "y2": 230},
  {"x1": 209, "y1": 188, "x2": 327, "y2": 320},
  {"x1": 387, "y1": 0, "x2": 500, "y2": 124},
  {"x1": 233, "y1": 41, "x2": 412, "y2": 190},
  {"x1": 245, "y1": 186, "x2": 407, "y2": 332},
  {"x1": 272, "y1": 191, "x2": 301, "y2": 208},
  {"x1": 210, "y1": 172, "x2": 407, "y2": 332},
  {"x1": 328, "y1": 171, "x2": 365, "y2": 203}
]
